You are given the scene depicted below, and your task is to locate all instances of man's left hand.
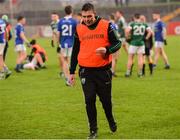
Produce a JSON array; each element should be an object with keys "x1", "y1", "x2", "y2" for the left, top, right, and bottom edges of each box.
[{"x1": 95, "y1": 47, "x2": 106, "y2": 56}]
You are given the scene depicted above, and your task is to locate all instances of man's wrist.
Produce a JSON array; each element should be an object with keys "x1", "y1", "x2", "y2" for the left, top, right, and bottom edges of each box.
[{"x1": 70, "y1": 70, "x2": 75, "y2": 75}]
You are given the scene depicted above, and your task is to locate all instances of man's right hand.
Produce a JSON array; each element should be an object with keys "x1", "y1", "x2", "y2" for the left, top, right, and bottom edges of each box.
[
  {"x1": 51, "y1": 40, "x2": 55, "y2": 47},
  {"x1": 164, "y1": 39, "x2": 167, "y2": 45},
  {"x1": 69, "y1": 74, "x2": 75, "y2": 86}
]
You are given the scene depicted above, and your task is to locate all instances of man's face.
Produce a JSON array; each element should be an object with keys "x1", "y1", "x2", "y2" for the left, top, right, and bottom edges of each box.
[
  {"x1": 21, "y1": 18, "x2": 26, "y2": 25},
  {"x1": 115, "y1": 11, "x2": 121, "y2": 19},
  {"x1": 140, "y1": 15, "x2": 146, "y2": 23},
  {"x1": 152, "y1": 14, "x2": 159, "y2": 20},
  {"x1": 81, "y1": 10, "x2": 96, "y2": 26},
  {"x1": 51, "y1": 14, "x2": 58, "y2": 21}
]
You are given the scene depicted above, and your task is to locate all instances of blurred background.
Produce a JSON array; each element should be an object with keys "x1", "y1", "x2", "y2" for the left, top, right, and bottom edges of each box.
[{"x1": 0, "y1": 0, "x2": 179, "y2": 37}]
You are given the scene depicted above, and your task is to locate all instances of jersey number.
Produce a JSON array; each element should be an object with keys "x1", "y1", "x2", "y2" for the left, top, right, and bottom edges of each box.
[
  {"x1": 133, "y1": 25, "x2": 145, "y2": 35},
  {"x1": 0, "y1": 25, "x2": 5, "y2": 34},
  {"x1": 62, "y1": 25, "x2": 72, "y2": 36}
]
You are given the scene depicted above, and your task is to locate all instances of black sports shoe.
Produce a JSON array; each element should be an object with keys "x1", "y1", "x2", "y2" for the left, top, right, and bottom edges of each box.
[
  {"x1": 138, "y1": 74, "x2": 143, "y2": 78},
  {"x1": 164, "y1": 65, "x2": 170, "y2": 69},
  {"x1": 87, "y1": 130, "x2": 97, "y2": 139},
  {"x1": 125, "y1": 73, "x2": 130, "y2": 77},
  {"x1": 112, "y1": 72, "x2": 118, "y2": 77},
  {"x1": 109, "y1": 122, "x2": 117, "y2": 133},
  {"x1": 59, "y1": 72, "x2": 64, "y2": 78},
  {"x1": 5, "y1": 70, "x2": 12, "y2": 79},
  {"x1": 14, "y1": 68, "x2": 22, "y2": 73}
]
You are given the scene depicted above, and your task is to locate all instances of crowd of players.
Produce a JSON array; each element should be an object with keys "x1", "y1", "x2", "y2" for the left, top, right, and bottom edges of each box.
[{"x1": 0, "y1": 5, "x2": 170, "y2": 82}]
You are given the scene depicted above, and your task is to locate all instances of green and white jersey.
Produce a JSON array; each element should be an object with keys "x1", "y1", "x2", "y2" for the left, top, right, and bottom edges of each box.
[
  {"x1": 128, "y1": 21, "x2": 150, "y2": 46},
  {"x1": 117, "y1": 17, "x2": 126, "y2": 38},
  {"x1": 50, "y1": 20, "x2": 59, "y2": 34}
]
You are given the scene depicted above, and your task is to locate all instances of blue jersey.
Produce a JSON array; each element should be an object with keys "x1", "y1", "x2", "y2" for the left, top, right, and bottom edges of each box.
[
  {"x1": 154, "y1": 20, "x2": 165, "y2": 42},
  {"x1": 15, "y1": 23, "x2": 24, "y2": 45},
  {"x1": 58, "y1": 17, "x2": 77, "y2": 48},
  {"x1": 110, "y1": 22, "x2": 118, "y2": 31},
  {"x1": 0, "y1": 19, "x2": 6, "y2": 43}
]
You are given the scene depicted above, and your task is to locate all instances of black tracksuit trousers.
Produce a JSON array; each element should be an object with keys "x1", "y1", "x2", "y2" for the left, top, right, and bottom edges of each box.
[{"x1": 79, "y1": 67, "x2": 115, "y2": 132}]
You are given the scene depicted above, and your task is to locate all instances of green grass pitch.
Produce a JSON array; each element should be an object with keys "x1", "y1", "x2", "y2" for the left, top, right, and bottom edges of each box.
[{"x1": 0, "y1": 36, "x2": 180, "y2": 139}]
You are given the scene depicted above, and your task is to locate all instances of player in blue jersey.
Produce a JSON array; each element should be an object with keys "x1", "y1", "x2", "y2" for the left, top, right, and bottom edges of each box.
[
  {"x1": 58, "y1": 5, "x2": 77, "y2": 85},
  {"x1": 0, "y1": 18, "x2": 11, "y2": 80},
  {"x1": 14, "y1": 16, "x2": 30, "y2": 72},
  {"x1": 109, "y1": 14, "x2": 119, "y2": 77},
  {"x1": 152, "y1": 12, "x2": 170, "y2": 69}
]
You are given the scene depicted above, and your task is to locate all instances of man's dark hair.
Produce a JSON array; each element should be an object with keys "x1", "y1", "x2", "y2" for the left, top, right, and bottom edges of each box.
[
  {"x1": 65, "y1": 5, "x2": 73, "y2": 15},
  {"x1": 134, "y1": 13, "x2": 140, "y2": 19},
  {"x1": 109, "y1": 14, "x2": 115, "y2": 20},
  {"x1": 51, "y1": 12, "x2": 58, "y2": 15},
  {"x1": 17, "y1": 16, "x2": 25, "y2": 22},
  {"x1": 153, "y1": 11, "x2": 160, "y2": 15},
  {"x1": 77, "y1": 12, "x2": 82, "y2": 16},
  {"x1": 30, "y1": 39, "x2": 36, "y2": 45},
  {"x1": 82, "y1": 3, "x2": 94, "y2": 11},
  {"x1": 118, "y1": 10, "x2": 123, "y2": 15}
]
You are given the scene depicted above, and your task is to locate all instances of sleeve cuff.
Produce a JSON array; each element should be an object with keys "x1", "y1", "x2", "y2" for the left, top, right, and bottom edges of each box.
[{"x1": 105, "y1": 46, "x2": 110, "y2": 55}]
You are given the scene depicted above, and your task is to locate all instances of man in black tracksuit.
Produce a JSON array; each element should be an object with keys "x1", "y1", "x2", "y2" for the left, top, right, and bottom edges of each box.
[{"x1": 69, "y1": 3, "x2": 121, "y2": 139}]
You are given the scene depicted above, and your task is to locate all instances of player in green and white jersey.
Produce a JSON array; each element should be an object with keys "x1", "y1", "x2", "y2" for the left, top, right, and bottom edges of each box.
[
  {"x1": 115, "y1": 10, "x2": 128, "y2": 54},
  {"x1": 50, "y1": 12, "x2": 63, "y2": 77},
  {"x1": 50, "y1": 12, "x2": 59, "y2": 48},
  {"x1": 125, "y1": 13, "x2": 151, "y2": 77}
]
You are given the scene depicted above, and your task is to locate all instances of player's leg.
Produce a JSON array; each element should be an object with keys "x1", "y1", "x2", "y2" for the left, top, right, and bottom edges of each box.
[
  {"x1": 0, "y1": 45, "x2": 4, "y2": 74},
  {"x1": 154, "y1": 41, "x2": 162, "y2": 68},
  {"x1": 34, "y1": 53, "x2": 45, "y2": 68},
  {"x1": 125, "y1": 45, "x2": 135, "y2": 77},
  {"x1": 20, "y1": 45, "x2": 27, "y2": 63},
  {"x1": 121, "y1": 38, "x2": 128, "y2": 54},
  {"x1": 137, "y1": 53, "x2": 144, "y2": 77},
  {"x1": 122, "y1": 43, "x2": 128, "y2": 54},
  {"x1": 142, "y1": 46, "x2": 148, "y2": 75},
  {"x1": 19, "y1": 50, "x2": 27, "y2": 69},
  {"x1": 143, "y1": 46, "x2": 151, "y2": 75},
  {"x1": 23, "y1": 62, "x2": 35, "y2": 70},
  {"x1": 160, "y1": 47, "x2": 170, "y2": 69},
  {"x1": 15, "y1": 50, "x2": 22, "y2": 72},
  {"x1": 64, "y1": 47, "x2": 73, "y2": 85},
  {"x1": 96, "y1": 69, "x2": 117, "y2": 133},
  {"x1": 63, "y1": 57, "x2": 69, "y2": 78},
  {"x1": 148, "y1": 50, "x2": 154, "y2": 75},
  {"x1": 15, "y1": 45, "x2": 26, "y2": 72},
  {"x1": 0, "y1": 55, "x2": 5, "y2": 80},
  {"x1": 137, "y1": 46, "x2": 145, "y2": 77},
  {"x1": 111, "y1": 50, "x2": 119, "y2": 77},
  {"x1": 142, "y1": 55, "x2": 146, "y2": 75},
  {"x1": 3, "y1": 42, "x2": 8, "y2": 61},
  {"x1": 79, "y1": 68, "x2": 98, "y2": 136},
  {"x1": 0, "y1": 43, "x2": 11, "y2": 79},
  {"x1": 60, "y1": 48, "x2": 70, "y2": 84},
  {"x1": 154, "y1": 48, "x2": 160, "y2": 68},
  {"x1": 57, "y1": 47, "x2": 64, "y2": 77}
]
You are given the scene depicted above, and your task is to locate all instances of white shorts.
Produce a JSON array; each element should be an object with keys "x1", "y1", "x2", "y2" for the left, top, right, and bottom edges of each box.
[
  {"x1": 15, "y1": 44, "x2": 26, "y2": 52},
  {"x1": 0, "y1": 43, "x2": 5, "y2": 55},
  {"x1": 128, "y1": 45, "x2": 145, "y2": 54},
  {"x1": 155, "y1": 41, "x2": 164, "y2": 48},
  {"x1": 61, "y1": 47, "x2": 72, "y2": 57}
]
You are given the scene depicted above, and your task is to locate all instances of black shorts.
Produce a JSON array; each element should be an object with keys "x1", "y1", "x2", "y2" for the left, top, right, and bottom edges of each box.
[
  {"x1": 144, "y1": 47, "x2": 150, "y2": 56},
  {"x1": 144, "y1": 39, "x2": 153, "y2": 56}
]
